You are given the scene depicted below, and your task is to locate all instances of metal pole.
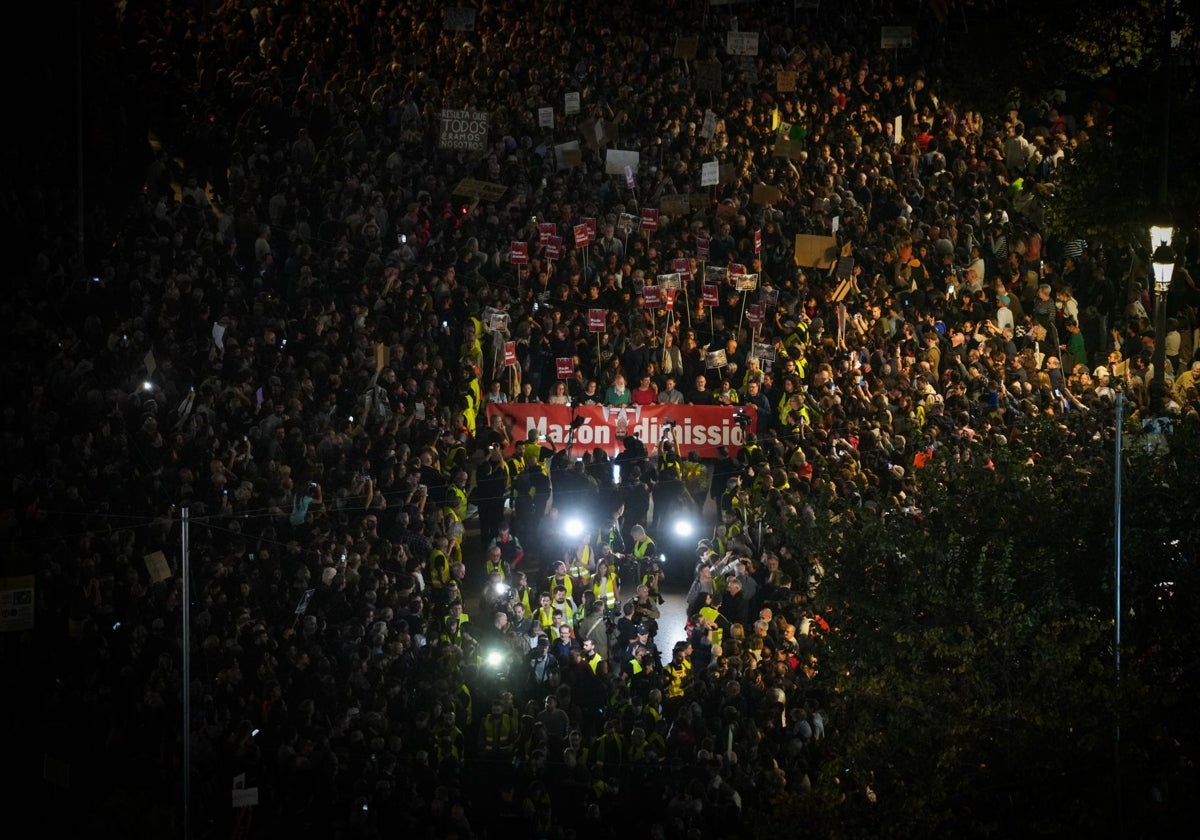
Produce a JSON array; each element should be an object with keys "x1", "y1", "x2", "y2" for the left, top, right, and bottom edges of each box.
[
  {"x1": 1112, "y1": 386, "x2": 1124, "y2": 836},
  {"x1": 182, "y1": 505, "x2": 191, "y2": 840}
]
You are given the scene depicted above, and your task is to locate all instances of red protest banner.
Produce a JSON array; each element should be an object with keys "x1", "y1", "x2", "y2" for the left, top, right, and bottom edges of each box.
[
  {"x1": 640, "y1": 208, "x2": 658, "y2": 231},
  {"x1": 696, "y1": 237, "x2": 710, "y2": 261},
  {"x1": 556, "y1": 357, "x2": 574, "y2": 379},
  {"x1": 510, "y1": 241, "x2": 528, "y2": 265},
  {"x1": 485, "y1": 403, "x2": 758, "y2": 458},
  {"x1": 588, "y1": 308, "x2": 606, "y2": 332}
]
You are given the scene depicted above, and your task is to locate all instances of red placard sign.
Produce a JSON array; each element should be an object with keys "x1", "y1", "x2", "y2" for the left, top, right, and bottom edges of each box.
[
  {"x1": 588, "y1": 308, "x2": 606, "y2": 332},
  {"x1": 510, "y1": 241, "x2": 528, "y2": 265},
  {"x1": 672, "y1": 257, "x2": 692, "y2": 282},
  {"x1": 696, "y1": 237, "x2": 711, "y2": 262},
  {"x1": 539, "y1": 222, "x2": 556, "y2": 245},
  {"x1": 642, "y1": 285, "x2": 662, "y2": 308},
  {"x1": 504, "y1": 340, "x2": 517, "y2": 366},
  {"x1": 665, "y1": 288, "x2": 677, "y2": 311},
  {"x1": 702, "y1": 284, "x2": 720, "y2": 305},
  {"x1": 754, "y1": 229, "x2": 762, "y2": 254},
  {"x1": 640, "y1": 208, "x2": 659, "y2": 231},
  {"x1": 556, "y1": 357, "x2": 575, "y2": 379},
  {"x1": 583, "y1": 216, "x2": 597, "y2": 243},
  {"x1": 546, "y1": 236, "x2": 563, "y2": 260},
  {"x1": 574, "y1": 223, "x2": 589, "y2": 248},
  {"x1": 747, "y1": 302, "x2": 765, "y2": 327},
  {"x1": 731, "y1": 263, "x2": 747, "y2": 277}
]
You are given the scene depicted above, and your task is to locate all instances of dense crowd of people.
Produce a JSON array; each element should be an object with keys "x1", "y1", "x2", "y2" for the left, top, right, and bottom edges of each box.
[{"x1": 5, "y1": 0, "x2": 1199, "y2": 838}]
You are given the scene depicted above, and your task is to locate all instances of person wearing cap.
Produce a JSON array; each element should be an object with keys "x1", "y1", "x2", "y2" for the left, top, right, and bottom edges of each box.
[{"x1": 994, "y1": 292, "x2": 1015, "y2": 332}]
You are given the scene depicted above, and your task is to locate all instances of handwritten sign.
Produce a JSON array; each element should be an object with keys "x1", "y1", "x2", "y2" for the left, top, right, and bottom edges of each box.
[
  {"x1": 726, "y1": 31, "x2": 759, "y2": 56},
  {"x1": 439, "y1": 109, "x2": 489, "y2": 151}
]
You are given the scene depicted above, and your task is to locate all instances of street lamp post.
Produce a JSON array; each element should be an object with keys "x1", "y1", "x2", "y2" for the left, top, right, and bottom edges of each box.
[{"x1": 1149, "y1": 225, "x2": 1175, "y2": 397}]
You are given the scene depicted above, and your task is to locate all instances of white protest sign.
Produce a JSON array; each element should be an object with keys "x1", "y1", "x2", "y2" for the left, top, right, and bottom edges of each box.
[
  {"x1": 726, "y1": 31, "x2": 759, "y2": 56},
  {"x1": 538, "y1": 107, "x2": 554, "y2": 128},
  {"x1": 211, "y1": 322, "x2": 225, "y2": 350},
  {"x1": 701, "y1": 159, "x2": 720, "y2": 187},
  {"x1": 564, "y1": 92, "x2": 581, "y2": 116},
  {"x1": 439, "y1": 109, "x2": 489, "y2": 151},
  {"x1": 605, "y1": 149, "x2": 641, "y2": 176},
  {"x1": 701, "y1": 109, "x2": 718, "y2": 140},
  {"x1": 893, "y1": 114, "x2": 903, "y2": 145},
  {"x1": 555, "y1": 140, "x2": 582, "y2": 169}
]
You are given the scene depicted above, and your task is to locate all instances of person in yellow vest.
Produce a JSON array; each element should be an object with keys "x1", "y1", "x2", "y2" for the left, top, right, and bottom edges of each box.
[
  {"x1": 447, "y1": 469, "x2": 471, "y2": 523},
  {"x1": 629, "y1": 524, "x2": 659, "y2": 586},
  {"x1": 484, "y1": 543, "x2": 511, "y2": 585},
  {"x1": 581, "y1": 637, "x2": 604, "y2": 673},
  {"x1": 546, "y1": 560, "x2": 576, "y2": 602},
  {"x1": 479, "y1": 697, "x2": 517, "y2": 761},
  {"x1": 568, "y1": 535, "x2": 595, "y2": 589},
  {"x1": 592, "y1": 558, "x2": 621, "y2": 613},
  {"x1": 550, "y1": 585, "x2": 580, "y2": 629},
  {"x1": 681, "y1": 450, "x2": 709, "y2": 513},
  {"x1": 534, "y1": 591, "x2": 556, "y2": 634},
  {"x1": 428, "y1": 537, "x2": 452, "y2": 593}
]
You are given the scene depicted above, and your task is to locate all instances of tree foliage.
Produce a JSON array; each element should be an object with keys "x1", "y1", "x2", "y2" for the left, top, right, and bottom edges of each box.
[{"x1": 754, "y1": 412, "x2": 1200, "y2": 838}]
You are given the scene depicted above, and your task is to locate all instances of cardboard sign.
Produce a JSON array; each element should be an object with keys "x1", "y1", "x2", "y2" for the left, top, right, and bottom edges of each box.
[
  {"x1": 702, "y1": 284, "x2": 720, "y2": 305},
  {"x1": 881, "y1": 26, "x2": 914, "y2": 49},
  {"x1": 696, "y1": 237, "x2": 711, "y2": 261},
  {"x1": 143, "y1": 550, "x2": 172, "y2": 584},
  {"x1": 583, "y1": 217, "x2": 597, "y2": 242},
  {"x1": 747, "y1": 302, "x2": 765, "y2": 327},
  {"x1": 574, "y1": 223, "x2": 589, "y2": 248},
  {"x1": 588, "y1": 308, "x2": 607, "y2": 333},
  {"x1": 450, "y1": 178, "x2": 506, "y2": 202},
  {"x1": 706, "y1": 349, "x2": 728, "y2": 368},
  {"x1": 556, "y1": 357, "x2": 575, "y2": 379},
  {"x1": 555, "y1": 141, "x2": 582, "y2": 169},
  {"x1": 701, "y1": 109, "x2": 718, "y2": 140},
  {"x1": 674, "y1": 36, "x2": 699, "y2": 60},
  {"x1": 439, "y1": 109, "x2": 489, "y2": 151},
  {"x1": 642, "y1": 285, "x2": 662, "y2": 308},
  {"x1": 640, "y1": 208, "x2": 659, "y2": 231},
  {"x1": 605, "y1": 149, "x2": 640, "y2": 175},
  {"x1": 443, "y1": 7, "x2": 476, "y2": 31},
  {"x1": 696, "y1": 61, "x2": 722, "y2": 92},
  {"x1": 701, "y1": 159, "x2": 720, "y2": 187},
  {"x1": 565, "y1": 91, "x2": 581, "y2": 116},
  {"x1": 539, "y1": 222, "x2": 556, "y2": 244},
  {"x1": 726, "y1": 31, "x2": 759, "y2": 56},
  {"x1": 754, "y1": 229, "x2": 763, "y2": 254},
  {"x1": 793, "y1": 234, "x2": 840, "y2": 268},
  {"x1": 660, "y1": 194, "x2": 691, "y2": 216},
  {"x1": 510, "y1": 240, "x2": 529, "y2": 265},
  {"x1": 776, "y1": 70, "x2": 798, "y2": 92},
  {"x1": 752, "y1": 183, "x2": 783, "y2": 205},
  {"x1": 504, "y1": 340, "x2": 517, "y2": 366},
  {"x1": 546, "y1": 235, "x2": 563, "y2": 260},
  {"x1": 539, "y1": 107, "x2": 554, "y2": 128}
]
